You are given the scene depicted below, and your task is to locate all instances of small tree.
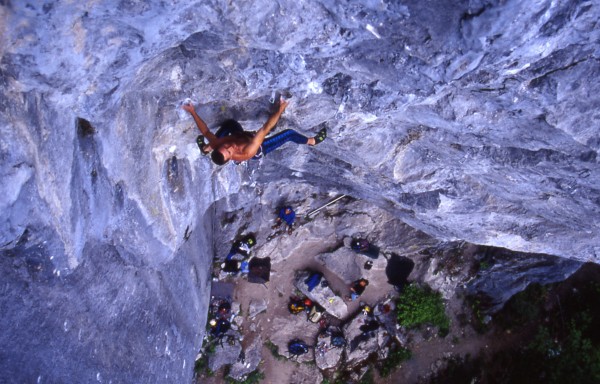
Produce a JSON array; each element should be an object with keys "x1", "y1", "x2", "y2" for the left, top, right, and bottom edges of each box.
[{"x1": 397, "y1": 283, "x2": 450, "y2": 336}]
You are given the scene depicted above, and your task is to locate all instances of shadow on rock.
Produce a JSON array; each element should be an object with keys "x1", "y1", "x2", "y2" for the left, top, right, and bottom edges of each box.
[{"x1": 386, "y1": 253, "x2": 415, "y2": 289}]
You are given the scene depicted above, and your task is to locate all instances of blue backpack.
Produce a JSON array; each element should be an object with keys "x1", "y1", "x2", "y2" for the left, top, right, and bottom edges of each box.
[{"x1": 288, "y1": 339, "x2": 309, "y2": 356}]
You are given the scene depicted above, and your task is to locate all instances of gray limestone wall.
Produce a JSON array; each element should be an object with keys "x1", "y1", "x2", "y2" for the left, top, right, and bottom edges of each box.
[{"x1": 0, "y1": 0, "x2": 599, "y2": 383}]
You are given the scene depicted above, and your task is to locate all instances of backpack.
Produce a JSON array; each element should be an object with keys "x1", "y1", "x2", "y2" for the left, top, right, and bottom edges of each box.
[
  {"x1": 308, "y1": 306, "x2": 324, "y2": 323},
  {"x1": 288, "y1": 302, "x2": 305, "y2": 315},
  {"x1": 288, "y1": 339, "x2": 309, "y2": 356}
]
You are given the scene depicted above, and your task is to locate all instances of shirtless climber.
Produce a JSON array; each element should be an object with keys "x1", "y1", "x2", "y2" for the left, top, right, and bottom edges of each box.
[{"x1": 182, "y1": 97, "x2": 327, "y2": 165}]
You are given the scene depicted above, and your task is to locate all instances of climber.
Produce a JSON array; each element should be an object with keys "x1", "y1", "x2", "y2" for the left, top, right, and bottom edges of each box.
[{"x1": 182, "y1": 97, "x2": 327, "y2": 165}]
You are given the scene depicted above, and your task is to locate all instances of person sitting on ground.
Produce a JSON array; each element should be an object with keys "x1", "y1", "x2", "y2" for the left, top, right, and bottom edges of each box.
[
  {"x1": 225, "y1": 234, "x2": 256, "y2": 261},
  {"x1": 182, "y1": 97, "x2": 327, "y2": 165},
  {"x1": 348, "y1": 278, "x2": 369, "y2": 301},
  {"x1": 350, "y1": 237, "x2": 380, "y2": 259},
  {"x1": 351, "y1": 238, "x2": 370, "y2": 252},
  {"x1": 272, "y1": 206, "x2": 296, "y2": 235}
]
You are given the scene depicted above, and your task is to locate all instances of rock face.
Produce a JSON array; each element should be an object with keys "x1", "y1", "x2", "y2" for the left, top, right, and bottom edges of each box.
[
  {"x1": 1, "y1": 0, "x2": 599, "y2": 382},
  {"x1": 465, "y1": 247, "x2": 582, "y2": 310}
]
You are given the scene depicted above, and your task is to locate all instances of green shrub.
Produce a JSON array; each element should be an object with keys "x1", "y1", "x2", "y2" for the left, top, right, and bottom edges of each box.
[
  {"x1": 193, "y1": 354, "x2": 214, "y2": 377},
  {"x1": 396, "y1": 284, "x2": 450, "y2": 336},
  {"x1": 525, "y1": 315, "x2": 600, "y2": 384},
  {"x1": 503, "y1": 283, "x2": 547, "y2": 327}
]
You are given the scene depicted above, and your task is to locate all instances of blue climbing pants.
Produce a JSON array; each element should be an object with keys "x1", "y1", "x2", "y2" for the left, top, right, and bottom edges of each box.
[
  {"x1": 215, "y1": 122, "x2": 309, "y2": 158},
  {"x1": 258, "y1": 129, "x2": 309, "y2": 157}
]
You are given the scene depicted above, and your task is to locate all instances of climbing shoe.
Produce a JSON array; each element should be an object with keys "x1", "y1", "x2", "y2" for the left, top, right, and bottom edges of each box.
[
  {"x1": 314, "y1": 127, "x2": 327, "y2": 144},
  {"x1": 196, "y1": 135, "x2": 211, "y2": 155}
]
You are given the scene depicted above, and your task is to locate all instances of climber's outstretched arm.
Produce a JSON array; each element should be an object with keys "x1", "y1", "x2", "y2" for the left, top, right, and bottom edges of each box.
[
  {"x1": 242, "y1": 98, "x2": 289, "y2": 157},
  {"x1": 182, "y1": 103, "x2": 220, "y2": 146}
]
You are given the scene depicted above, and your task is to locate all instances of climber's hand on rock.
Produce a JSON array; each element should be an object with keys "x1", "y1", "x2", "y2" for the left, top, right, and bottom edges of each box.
[
  {"x1": 278, "y1": 97, "x2": 289, "y2": 114},
  {"x1": 182, "y1": 102, "x2": 195, "y2": 113}
]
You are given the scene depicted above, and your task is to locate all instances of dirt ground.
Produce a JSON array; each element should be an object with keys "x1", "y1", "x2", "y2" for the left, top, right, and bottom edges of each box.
[
  {"x1": 193, "y1": 189, "x2": 600, "y2": 384},
  {"x1": 194, "y1": 202, "x2": 510, "y2": 384}
]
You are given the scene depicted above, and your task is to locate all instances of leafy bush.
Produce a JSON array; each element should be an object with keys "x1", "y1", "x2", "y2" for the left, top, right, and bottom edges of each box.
[
  {"x1": 396, "y1": 284, "x2": 450, "y2": 336},
  {"x1": 193, "y1": 354, "x2": 214, "y2": 377},
  {"x1": 524, "y1": 315, "x2": 600, "y2": 384}
]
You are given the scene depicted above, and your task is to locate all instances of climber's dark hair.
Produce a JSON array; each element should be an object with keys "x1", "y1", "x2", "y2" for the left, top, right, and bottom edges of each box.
[
  {"x1": 211, "y1": 149, "x2": 228, "y2": 165},
  {"x1": 220, "y1": 119, "x2": 243, "y2": 132}
]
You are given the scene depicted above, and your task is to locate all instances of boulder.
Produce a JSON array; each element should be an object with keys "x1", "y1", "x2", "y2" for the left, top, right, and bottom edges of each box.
[
  {"x1": 228, "y1": 337, "x2": 263, "y2": 381},
  {"x1": 295, "y1": 271, "x2": 348, "y2": 319},
  {"x1": 316, "y1": 248, "x2": 363, "y2": 284},
  {"x1": 268, "y1": 316, "x2": 318, "y2": 364},
  {"x1": 314, "y1": 332, "x2": 344, "y2": 370},
  {"x1": 208, "y1": 334, "x2": 243, "y2": 372},
  {"x1": 374, "y1": 299, "x2": 408, "y2": 346},
  {"x1": 343, "y1": 313, "x2": 390, "y2": 369}
]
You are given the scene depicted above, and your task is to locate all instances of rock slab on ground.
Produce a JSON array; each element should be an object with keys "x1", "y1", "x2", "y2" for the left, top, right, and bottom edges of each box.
[
  {"x1": 295, "y1": 271, "x2": 348, "y2": 319},
  {"x1": 228, "y1": 337, "x2": 263, "y2": 381},
  {"x1": 316, "y1": 248, "x2": 363, "y2": 285},
  {"x1": 315, "y1": 336, "x2": 344, "y2": 370},
  {"x1": 343, "y1": 313, "x2": 389, "y2": 369}
]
